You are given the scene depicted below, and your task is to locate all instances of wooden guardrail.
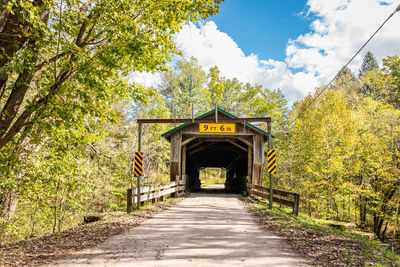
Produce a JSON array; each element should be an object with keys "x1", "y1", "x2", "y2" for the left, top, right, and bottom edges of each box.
[
  {"x1": 247, "y1": 183, "x2": 300, "y2": 216},
  {"x1": 127, "y1": 180, "x2": 185, "y2": 213}
]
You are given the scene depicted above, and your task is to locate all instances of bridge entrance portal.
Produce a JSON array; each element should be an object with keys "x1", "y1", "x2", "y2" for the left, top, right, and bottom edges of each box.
[
  {"x1": 184, "y1": 136, "x2": 249, "y2": 192},
  {"x1": 161, "y1": 108, "x2": 271, "y2": 193}
]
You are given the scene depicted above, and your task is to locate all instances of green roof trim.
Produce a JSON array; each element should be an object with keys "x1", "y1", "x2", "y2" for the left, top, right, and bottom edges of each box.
[
  {"x1": 161, "y1": 109, "x2": 216, "y2": 138},
  {"x1": 161, "y1": 107, "x2": 274, "y2": 138},
  {"x1": 160, "y1": 123, "x2": 188, "y2": 138}
]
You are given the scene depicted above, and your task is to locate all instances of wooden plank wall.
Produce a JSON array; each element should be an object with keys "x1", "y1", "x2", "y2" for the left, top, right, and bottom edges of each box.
[
  {"x1": 247, "y1": 146, "x2": 252, "y2": 180},
  {"x1": 252, "y1": 134, "x2": 264, "y2": 185},
  {"x1": 170, "y1": 133, "x2": 181, "y2": 181}
]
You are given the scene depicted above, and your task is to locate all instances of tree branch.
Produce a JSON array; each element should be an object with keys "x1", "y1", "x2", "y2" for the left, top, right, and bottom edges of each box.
[
  {"x1": 35, "y1": 51, "x2": 69, "y2": 71},
  {"x1": 0, "y1": 41, "x2": 40, "y2": 137},
  {"x1": 0, "y1": 68, "x2": 75, "y2": 149}
]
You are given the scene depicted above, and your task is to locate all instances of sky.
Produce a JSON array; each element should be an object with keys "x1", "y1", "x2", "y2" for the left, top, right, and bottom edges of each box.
[
  {"x1": 132, "y1": 0, "x2": 400, "y2": 105},
  {"x1": 205, "y1": 0, "x2": 311, "y2": 62}
]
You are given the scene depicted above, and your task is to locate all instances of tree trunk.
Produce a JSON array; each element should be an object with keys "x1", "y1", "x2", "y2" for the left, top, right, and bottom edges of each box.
[
  {"x1": 381, "y1": 221, "x2": 389, "y2": 241},
  {"x1": 360, "y1": 195, "x2": 367, "y2": 229},
  {"x1": 373, "y1": 212, "x2": 378, "y2": 233},
  {"x1": 52, "y1": 180, "x2": 61, "y2": 234},
  {"x1": 374, "y1": 188, "x2": 397, "y2": 240},
  {"x1": 57, "y1": 186, "x2": 66, "y2": 232},
  {"x1": 0, "y1": 187, "x2": 18, "y2": 220},
  {"x1": 29, "y1": 195, "x2": 39, "y2": 237},
  {"x1": 375, "y1": 217, "x2": 387, "y2": 241}
]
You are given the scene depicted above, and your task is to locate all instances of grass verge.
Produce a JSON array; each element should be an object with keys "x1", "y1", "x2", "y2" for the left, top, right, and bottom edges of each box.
[
  {"x1": 242, "y1": 197, "x2": 400, "y2": 266},
  {"x1": 0, "y1": 197, "x2": 181, "y2": 267}
]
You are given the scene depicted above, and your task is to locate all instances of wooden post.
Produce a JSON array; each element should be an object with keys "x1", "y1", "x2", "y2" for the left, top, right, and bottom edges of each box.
[
  {"x1": 130, "y1": 160, "x2": 134, "y2": 191},
  {"x1": 137, "y1": 123, "x2": 142, "y2": 210},
  {"x1": 267, "y1": 121, "x2": 273, "y2": 209},
  {"x1": 173, "y1": 175, "x2": 179, "y2": 197},
  {"x1": 215, "y1": 104, "x2": 218, "y2": 123},
  {"x1": 152, "y1": 186, "x2": 157, "y2": 204},
  {"x1": 293, "y1": 193, "x2": 300, "y2": 216},
  {"x1": 248, "y1": 146, "x2": 252, "y2": 181},
  {"x1": 182, "y1": 174, "x2": 187, "y2": 194},
  {"x1": 394, "y1": 184, "x2": 400, "y2": 238},
  {"x1": 170, "y1": 133, "x2": 181, "y2": 181},
  {"x1": 127, "y1": 188, "x2": 133, "y2": 213},
  {"x1": 252, "y1": 134, "x2": 264, "y2": 186},
  {"x1": 191, "y1": 103, "x2": 194, "y2": 123},
  {"x1": 182, "y1": 144, "x2": 186, "y2": 179}
]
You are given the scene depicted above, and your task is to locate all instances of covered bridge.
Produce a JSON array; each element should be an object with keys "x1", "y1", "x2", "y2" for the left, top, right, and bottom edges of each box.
[{"x1": 162, "y1": 108, "x2": 271, "y2": 193}]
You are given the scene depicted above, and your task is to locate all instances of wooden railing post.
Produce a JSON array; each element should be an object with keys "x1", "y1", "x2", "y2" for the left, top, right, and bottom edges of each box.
[
  {"x1": 173, "y1": 175, "x2": 179, "y2": 197},
  {"x1": 181, "y1": 175, "x2": 186, "y2": 196},
  {"x1": 136, "y1": 123, "x2": 142, "y2": 210},
  {"x1": 127, "y1": 188, "x2": 133, "y2": 213},
  {"x1": 293, "y1": 193, "x2": 300, "y2": 217}
]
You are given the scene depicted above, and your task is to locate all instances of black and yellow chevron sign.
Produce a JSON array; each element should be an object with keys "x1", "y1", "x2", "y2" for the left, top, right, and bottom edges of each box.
[
  {"x1": 134, "y1": 152, "x2": 143, "y2": 176},
  {"x1": 267, "y1": 150, "x2": 276, "y2": 174}
]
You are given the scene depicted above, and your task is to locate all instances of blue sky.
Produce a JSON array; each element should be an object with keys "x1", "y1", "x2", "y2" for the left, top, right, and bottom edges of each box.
[
  {"x1": 133, "y1": 0, "x2": 400, "y2": 103},
  {"x1": 207, "y1": 0, "x2": 311, "y2": 61}
]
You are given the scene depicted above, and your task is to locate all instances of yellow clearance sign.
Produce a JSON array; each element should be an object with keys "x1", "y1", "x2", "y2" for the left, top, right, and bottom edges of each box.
[{"x1": 199, "y1": 123, "x2": 236, "y2": 133}]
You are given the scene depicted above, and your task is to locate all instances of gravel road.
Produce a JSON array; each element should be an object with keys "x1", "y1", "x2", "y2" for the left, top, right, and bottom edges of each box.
[{"x1": 51, "y1": 192, "x2": 307, "y2": 267}]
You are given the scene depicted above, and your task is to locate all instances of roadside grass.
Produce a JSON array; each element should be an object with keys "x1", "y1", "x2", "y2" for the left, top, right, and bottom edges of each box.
[
  {"x1": 0, "y1": 197, "x2": 181, "y2": 267},
  {"x1": 201, "y1": 176, "x2": 225, "y2": 187},
  {"x1": 246, "y1": 199, "x2": 400, "y2": 266}
]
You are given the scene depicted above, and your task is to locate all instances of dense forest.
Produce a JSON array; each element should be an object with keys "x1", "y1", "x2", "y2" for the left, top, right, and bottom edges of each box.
[
  {"x1": 0, "y1": 0, "x2": 399, "y2": 245},
  {"x1": 286, "y1": 53, "x2": 400, "y2": 241},
  {"x1": 0, "y1": 0, "x2": 223, "y2": 243}
]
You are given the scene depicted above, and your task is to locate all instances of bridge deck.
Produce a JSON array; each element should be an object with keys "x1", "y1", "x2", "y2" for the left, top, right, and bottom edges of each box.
[{"x1": 51, "y1": 193, "x2": 307, "y2": 267}]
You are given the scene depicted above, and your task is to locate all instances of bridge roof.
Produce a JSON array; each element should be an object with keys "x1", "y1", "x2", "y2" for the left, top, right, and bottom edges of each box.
[{"x1": 161, "y1": 107, "x2": 272, "y2": 139}]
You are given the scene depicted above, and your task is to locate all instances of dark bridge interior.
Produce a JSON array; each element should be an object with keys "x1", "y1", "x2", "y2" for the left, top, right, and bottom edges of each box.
[{"x1": 184, "y1": 136, "x2": 249, "y2": 193}]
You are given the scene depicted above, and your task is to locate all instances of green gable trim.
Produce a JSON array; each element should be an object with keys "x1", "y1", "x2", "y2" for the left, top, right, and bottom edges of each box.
[
  {"x1": 160, "y1": 109, "x2": 215, "y2": 138},
  {"x1": 161, "y1": 107, "x2": 274, "y2": 138},
  {"x1": 214, "y1": 108, "x2": 272, "y2": 137},
  {"x1": 160, "y1": 123, "x2": 189, "y2": 138}
]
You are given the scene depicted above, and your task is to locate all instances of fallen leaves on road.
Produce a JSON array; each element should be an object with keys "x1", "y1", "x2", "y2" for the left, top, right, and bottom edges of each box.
[{"x1": 0, "y1": 198, "x2": 181, "y2": 267}]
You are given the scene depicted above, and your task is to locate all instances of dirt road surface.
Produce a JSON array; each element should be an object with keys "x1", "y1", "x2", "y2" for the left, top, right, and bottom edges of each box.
[{"x1": 51, "y1": 192, "x2": 307, "y2": 267}]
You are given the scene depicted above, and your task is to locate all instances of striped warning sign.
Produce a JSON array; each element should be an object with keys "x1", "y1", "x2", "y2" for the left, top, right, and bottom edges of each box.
[
  {"x1": 134, "y1": 152, "x2": 143, "y2": 176},
  {"x1": 267, "y1": 150, "x2": 276, "y2": 174}
]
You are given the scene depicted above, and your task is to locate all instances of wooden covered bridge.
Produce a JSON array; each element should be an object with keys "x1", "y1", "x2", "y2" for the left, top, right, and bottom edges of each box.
[
  {"x1": 162, "y1": 107, "x2": 270, "y2": 193},
  {"x1": 128, "y1": 107, "x2": 299, "y2": 215}
]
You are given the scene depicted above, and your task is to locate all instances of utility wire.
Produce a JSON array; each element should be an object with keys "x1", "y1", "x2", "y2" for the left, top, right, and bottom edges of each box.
[{"x1": 288, "y1": 3, "x2": 400, "y2": 127}]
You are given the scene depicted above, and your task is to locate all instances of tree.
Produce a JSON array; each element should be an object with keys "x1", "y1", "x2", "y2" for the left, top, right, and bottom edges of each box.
[
  {"x1": 0, "y1": 0, "x2": 222, "y2": 151},
  {"x1": 0, "y1": 0, "x2": 222, "y2": 225},
  {"x1": 287, "y1": 55, "x2": 400, "y2": 239},
  {"x1": 359, "y1": 51, "x2": 379, "y2": 78},
  {"x1": 159, "y1": 57, "x2": 205, "y2": 118},
  {"x1": 291, "y1": 87, "x2": 356, "y2": 219},
  {"x1": 358, "y1": 51, "x2": 380, "y2": 100},
  {"x1": 361, "y1": 55, "x2": 400, "y2": 108},
  {"x1": 382, "y1": 55, "x2": 400, "y2": 108}
]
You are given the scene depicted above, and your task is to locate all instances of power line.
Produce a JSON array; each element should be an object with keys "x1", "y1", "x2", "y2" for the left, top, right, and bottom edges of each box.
[{"x1": 288, "y1": 2, "x2": 400, "y2": 127}]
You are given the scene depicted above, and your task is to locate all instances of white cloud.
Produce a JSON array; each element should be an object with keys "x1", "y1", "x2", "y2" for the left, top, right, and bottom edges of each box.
[
  {"x1": 287, "y1": 0, "x2": 400, "y2": 84},
  {"x1": 176, "y1": 21, "x2": 261, "y2": 84},
  {"x1": 175, "y1": 21, "x2": 319, "y2": 103},
  {"x1": 132, "y1": 0, "x2": 400, "y2": 104},
  {"x1": 128, "y1": 71, "x2": 161, "y2": 89}
]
